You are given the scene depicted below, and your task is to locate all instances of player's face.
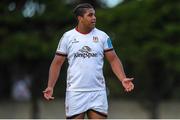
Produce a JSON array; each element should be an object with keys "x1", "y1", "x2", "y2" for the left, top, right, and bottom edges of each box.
[{"x1": 79, "y1": 8, "x2": 96, "y2": 29}]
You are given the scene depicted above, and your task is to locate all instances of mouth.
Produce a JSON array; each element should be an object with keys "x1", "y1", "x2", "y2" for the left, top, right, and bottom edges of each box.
[{"x1": 91, "y1": 22, "x2": 96, "y2": 25}]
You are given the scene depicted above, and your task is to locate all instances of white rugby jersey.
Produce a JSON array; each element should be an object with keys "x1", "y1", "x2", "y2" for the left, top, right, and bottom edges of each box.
[{"x1": 56, "y1": 28, "x2": 113, "y2": 91}]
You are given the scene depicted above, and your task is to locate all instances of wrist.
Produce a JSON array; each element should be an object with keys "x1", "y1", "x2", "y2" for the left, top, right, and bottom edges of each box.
[
  {"x1": 121, "y1": 78, "x2": 127, "y2": 82},
  {"x1": 121, "y1": 78, "x2": 134, "y2": 83},
  {"x1": 47, "y1": 86, "x2": 54, "y2": 89}
]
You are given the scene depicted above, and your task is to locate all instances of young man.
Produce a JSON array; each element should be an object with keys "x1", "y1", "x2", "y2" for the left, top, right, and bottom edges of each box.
[{"x1": 43, "y1": 3, "x2": 134, "y2": 119}]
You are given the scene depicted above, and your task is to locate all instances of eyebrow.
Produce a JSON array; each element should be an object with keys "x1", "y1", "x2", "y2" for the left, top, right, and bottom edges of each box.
[
  {"x1": 88, "y1": 13, "x2": 94, "y2": 15},
  {"x1": 87, "y1": 11, "x2": 95, "y2": 15}
]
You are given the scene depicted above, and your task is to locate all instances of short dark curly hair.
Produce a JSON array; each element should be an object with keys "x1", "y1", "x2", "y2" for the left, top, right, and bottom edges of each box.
[{"x1": 73, "y1": 3, "x2": 94, "y2": 18}]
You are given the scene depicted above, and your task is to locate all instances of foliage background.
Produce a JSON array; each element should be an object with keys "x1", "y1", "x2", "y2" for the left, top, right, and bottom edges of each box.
[{"x1": 0, "y1": 0, "x2": 179, "y2": 118}]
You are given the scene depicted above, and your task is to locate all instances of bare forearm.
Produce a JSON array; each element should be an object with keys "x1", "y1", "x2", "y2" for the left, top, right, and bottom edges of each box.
[
  {"x1": 46, "y1": 55, "x2": 65, "y2": 89},
  {"x1": 47, "y1": 61, "x2": 61, "y2": 88},
  {"x1": 48, "y1": 64, "x2": 60, "y2": 88},
  {"x1": 105, "y1": 51, "x2": 134, "y2": 92},
  {"x1": 110, "y1": 57, "x2": 126, "y2": 82}
]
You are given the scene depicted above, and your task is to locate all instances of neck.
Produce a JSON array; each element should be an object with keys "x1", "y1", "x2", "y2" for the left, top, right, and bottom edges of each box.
[{"x1": 76, "y1": 24, "x2": 93, "y2": 34}]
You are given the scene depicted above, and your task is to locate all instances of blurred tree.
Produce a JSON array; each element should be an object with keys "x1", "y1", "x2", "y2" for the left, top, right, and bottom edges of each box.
[
  {"x1": 0, "y1": 0, "x2": 74, "y2": 118},
  {"x1": 0, "y1": 0, "x2": 179, "y2": 119},
  {"x1": 97, "y1": 0, "x2": 180, "y2": 118},
  {"x1": 0, "y1": 0, "x2": 104, "y2": 118},
  {"x1": 66, "y1": 0, "x2": 105, "y2": 8}
]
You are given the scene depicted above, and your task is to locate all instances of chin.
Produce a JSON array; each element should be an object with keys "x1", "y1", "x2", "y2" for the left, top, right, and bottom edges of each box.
[
  {"x1": 91, "y1": 25, "x2": 95, "y2": 29},
  {"x1": 87, "y1": 25, "x2": 95, "y2": 30}
]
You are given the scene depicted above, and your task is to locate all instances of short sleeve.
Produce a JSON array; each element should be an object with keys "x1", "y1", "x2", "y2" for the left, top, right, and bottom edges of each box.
[
  {"x1": 103, "y1": 34, "x2": 114, "y2": 52},
  {"x1": 56, "y1": 33, "x2": 68, "y2": 57}
]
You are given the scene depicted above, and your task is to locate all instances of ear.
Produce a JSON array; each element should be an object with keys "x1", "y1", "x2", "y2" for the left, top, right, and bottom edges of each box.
[{"x1": 77, "y1": 16, "x2": 83, "y2": 22}]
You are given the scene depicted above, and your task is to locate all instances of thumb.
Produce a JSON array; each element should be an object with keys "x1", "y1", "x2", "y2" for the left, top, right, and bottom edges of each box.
[
  {"x1": 43, "y1": 88, "x2": 50, "y2": 93},
  {"x1": 129, "y1": 78, "x2": 134, "y2": 81},
  {"x1": 123, "y1": 78, "x2": 134, "y2": 82},
  {"x1": 43, "y1": 89, "x2": 48, "y2": 93},
  {"x1": 50, "y1": 96, "x2": 55, "y2": 100}
]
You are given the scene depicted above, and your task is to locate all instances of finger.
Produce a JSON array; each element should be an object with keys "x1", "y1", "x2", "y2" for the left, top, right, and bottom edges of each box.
[
  {"x1": 127, "y1": 78, "x2": 134, "y2": 81},
  {"x1": 49, "y1": 96, "x2": 55, "y2": 100},
  {"x1": 44, "y1": 93, "x2": 50, "y2": 100},
  {"x1": 126, "y1": 89, "x2": 131, "y2": 92},
  {"x1": 125, "y1": 86, "x2": 133, "y2": 92},
  {"x1": 44, "y1": 92, "x2": 52, "y2": 98},
  {"x1": 125, "y1": 89, "x2": 128, "y2": 92},
  {"x1": 128, "y1": 85, "x2": 133, "y2": 91},
  {"x1": 128, "y1": 87, "x2": 132, "y2": 92},
  {"x1": 130, "y1": 78, "x2": 134, "y2": 80},
  {"x1": 44, "y1": 92, "x2": 54, "y2": 100},
  {"x1": 129, "y1": 87, "x2": 133, "y2": 91},
  {"x1": 131, "y1": 83, "x2": 134, "y2": 90},
  {"x1": 128, "y1": 83, "x2": 134, "y2": 90},
  {"x1": 43, "y1": 89, "x2": 48, "y2": 93},
  {"x1": 125, "y1": 88, "x2": 130, "y2": 92},
  {"x1": 45, "y1": 95, "x2": 54, "y2": 100},
  {"x1": 129, "y1": 83, "x2": 134, "y2": 89},
  {"x1": 124, "y1": 78, "x2": 134, "y2": 81}
]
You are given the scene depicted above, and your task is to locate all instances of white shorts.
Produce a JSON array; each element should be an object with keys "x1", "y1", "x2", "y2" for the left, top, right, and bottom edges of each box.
[{"x1": 65, "y1": 90, "x2": 108, "y2": 117}]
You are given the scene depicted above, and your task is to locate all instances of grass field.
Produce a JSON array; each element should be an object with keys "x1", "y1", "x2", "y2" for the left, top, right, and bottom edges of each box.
[{"x1": 0, "y1": 99, "x2": 180, "y2": 119}]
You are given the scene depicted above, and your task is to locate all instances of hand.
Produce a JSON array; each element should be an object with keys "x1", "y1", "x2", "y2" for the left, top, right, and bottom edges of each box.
[
  {"x1": 121, "y1": 78, "x2": 134, "y2": 92},
  {"x1": 43, "y1": 87, "x2": 55, "y2": 100}
]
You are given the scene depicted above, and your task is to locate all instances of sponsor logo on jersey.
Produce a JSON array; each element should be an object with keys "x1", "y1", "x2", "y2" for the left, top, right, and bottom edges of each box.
[
  {"x1": 93, "y1": 36, "x2": 99, "y2": 43},
  {"x1": 72, "y1": 38, "x2": 79, "y2": 43},
  {"x1": 74, "y1": 46, "x2": 98, "y2": 58}
]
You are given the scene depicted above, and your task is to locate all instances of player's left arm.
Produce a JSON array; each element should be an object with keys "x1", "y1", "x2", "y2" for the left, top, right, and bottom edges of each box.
[{"x1": 105, "y1": 50, "x2": 134, "y2": 92}]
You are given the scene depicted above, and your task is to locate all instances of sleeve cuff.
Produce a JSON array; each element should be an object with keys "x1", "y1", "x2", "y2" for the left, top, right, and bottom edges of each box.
[
  {"x1": 56, "y1": 52, "x2": 67, "y2": 57},
  {"x1": 104, "y1": 48, "x2": 114, "y2": 53}
]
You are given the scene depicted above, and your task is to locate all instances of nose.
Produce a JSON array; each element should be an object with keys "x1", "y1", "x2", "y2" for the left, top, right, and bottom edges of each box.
[
  {"x1": 92, "y1": 15, "x2": 96, "y2": 21},
  {"x1": 93, "y1": 15, "x2": 96, "y2": 19}
]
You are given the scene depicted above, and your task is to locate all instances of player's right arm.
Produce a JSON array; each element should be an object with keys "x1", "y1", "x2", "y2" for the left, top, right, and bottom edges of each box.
[{"x1": 43, "y1": 55, "x2": 66, "y2": 100}]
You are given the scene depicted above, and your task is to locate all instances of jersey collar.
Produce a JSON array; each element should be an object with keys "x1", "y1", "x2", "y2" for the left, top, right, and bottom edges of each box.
[{"x1": 75, "y1": 27, "x2": 94, "y2": 35}]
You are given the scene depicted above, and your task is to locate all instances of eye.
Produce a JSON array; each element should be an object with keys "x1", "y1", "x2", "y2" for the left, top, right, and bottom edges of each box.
[
  {"x1": 88, "y1": 13, "x2": 93, "y2": 16},
  {"x1": 89, "y1": 12, "x2": 96, "y2": 16}
]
